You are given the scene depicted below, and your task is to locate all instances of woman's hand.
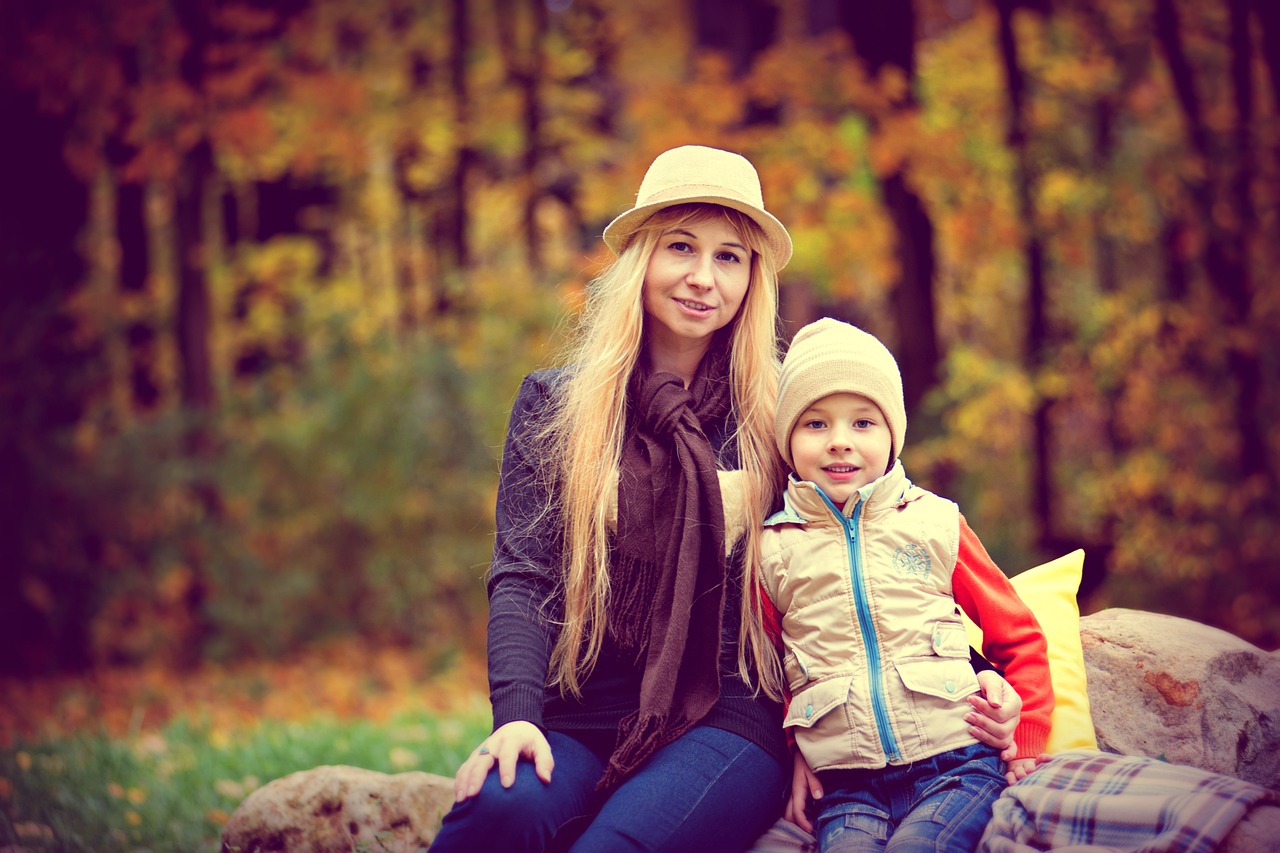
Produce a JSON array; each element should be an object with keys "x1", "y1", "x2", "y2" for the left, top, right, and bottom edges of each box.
[
  {"x1": 968, "y1": 670, "x2": 1023, "y2": 761},
  {"x1": 784, "y1": 748, "x2": 822, "y2": 834},
  {"x1": 452, "y1": 720, "x2": 554, "y2": 803}
]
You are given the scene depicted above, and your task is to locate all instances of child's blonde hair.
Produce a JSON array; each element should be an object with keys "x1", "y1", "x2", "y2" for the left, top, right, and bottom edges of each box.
[{"x1": 540, "y1": 202, "x2": 787, "y2": 701}]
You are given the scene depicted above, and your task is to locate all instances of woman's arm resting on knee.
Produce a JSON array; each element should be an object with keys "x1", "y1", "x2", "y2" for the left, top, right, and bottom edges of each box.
[
  {"x1": 969, "y1": 670, "x2": 1022, "y2": 761},
  {"x1": 453, "y1": 720, "x2": 554, "y2": 802}
]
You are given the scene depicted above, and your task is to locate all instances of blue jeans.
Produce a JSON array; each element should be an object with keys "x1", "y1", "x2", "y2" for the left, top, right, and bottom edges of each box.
[
  {"x1": 814, "y1": 743, "x2": 1005, "y2": 853},
  {"x1": 431, "y1": 725, "x2": 788, "y2": 853}
]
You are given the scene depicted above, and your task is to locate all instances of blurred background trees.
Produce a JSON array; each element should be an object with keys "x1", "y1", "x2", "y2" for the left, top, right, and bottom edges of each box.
[{"x1": 2, "y1": 0, "x2": 1276, "y2": 677}]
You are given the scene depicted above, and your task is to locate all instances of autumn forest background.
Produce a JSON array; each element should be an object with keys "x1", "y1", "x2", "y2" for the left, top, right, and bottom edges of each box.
[{"x1": 2, "y1": 0, "x2": 1277, "y2": 711}]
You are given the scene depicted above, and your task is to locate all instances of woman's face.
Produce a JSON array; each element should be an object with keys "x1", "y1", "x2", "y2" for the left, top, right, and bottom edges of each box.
[{"x1": 641, "y1": 217, "x2": 752, "y2": 354}]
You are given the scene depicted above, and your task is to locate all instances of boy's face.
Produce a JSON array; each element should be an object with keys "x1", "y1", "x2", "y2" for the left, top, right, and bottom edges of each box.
[{"x1": 789, "y1": 392, "x2": 893, "y2": 507}]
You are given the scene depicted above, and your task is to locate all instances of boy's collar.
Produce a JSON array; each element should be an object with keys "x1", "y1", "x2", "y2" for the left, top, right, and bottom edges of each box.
[{"x1": 767, "y1": 461, "x2": 913, "y2": 526}]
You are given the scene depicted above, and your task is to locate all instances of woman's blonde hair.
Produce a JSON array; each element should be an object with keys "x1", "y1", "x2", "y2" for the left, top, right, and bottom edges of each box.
[{"x1": 540, "y1": 202, "x2": 787, "y2": 701}]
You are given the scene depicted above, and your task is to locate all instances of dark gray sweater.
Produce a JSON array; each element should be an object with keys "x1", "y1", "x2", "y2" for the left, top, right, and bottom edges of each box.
[{"x1": 484, "y1": 368, "x2": 790, "y2": 770}]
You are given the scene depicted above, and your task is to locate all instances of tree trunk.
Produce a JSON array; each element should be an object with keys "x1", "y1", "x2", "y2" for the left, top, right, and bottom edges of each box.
[
  {"x1": 1154, "y1": 0, "x2": 1267, "y2": 486},
  {"x1": 446, "y1": 0, "x2": 473, "y2": 291},
  {"x1": 1254, "y1": 0, "x2": 1280, "y2": 115},
  {"x1": 995, "y1": 0, "x2": 1054, "y2": 551},
  {"x1": 173, "y1": 0, "x2": 220, "y2": 668},
  {"x1": 493, "y1": 0, "x2": 548, "y2": 273},
  {"x1": 832, "y1": 1, "x2": 941, "y2": 422},
  {"x1": 694, "y1": 0, "x2": 780, "y2": 125}
]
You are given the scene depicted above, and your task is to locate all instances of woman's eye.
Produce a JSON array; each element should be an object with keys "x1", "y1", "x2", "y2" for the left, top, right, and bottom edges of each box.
[
  {"x1": 668, "y1": 241, "x2": 692, "y2": 252},
  {"x1": 717, "y1": 250, "x2": 742, "y2": 263}
]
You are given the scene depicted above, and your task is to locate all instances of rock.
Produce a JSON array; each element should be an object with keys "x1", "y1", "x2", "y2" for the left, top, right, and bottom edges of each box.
[
  {"x1": 1080, "y1": 608, "x2": 1280, "y2": 790},
  {"x1": 1223, "y1": 802, "x2": 1280, "y2": 853},
  {"x1": 223, "y1": 610, "x2": 1280, "y2": 851},
  {"x1": 220, "y1": 765, "x2": 453, "y2": 853}
]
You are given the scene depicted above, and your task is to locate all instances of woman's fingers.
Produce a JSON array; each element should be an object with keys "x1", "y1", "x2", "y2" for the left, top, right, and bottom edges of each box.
[
  {"x1": 530, "y1": 734, "x2": 555, "y2": 784},
  {"x1": 453, "y1": 748, "x2": 497, "y2": 802},
  {"x1": 969, "y1": 670, "x2": 1023, "y2": 750},
  {"x1": 453, "y1": 720, "x2": 553, "y2": 801}
]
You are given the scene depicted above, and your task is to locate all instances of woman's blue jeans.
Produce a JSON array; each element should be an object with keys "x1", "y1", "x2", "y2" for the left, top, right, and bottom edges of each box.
[
  {"x1": 814, "y1": 743, "x2": 1006, "y2": 853},
  {"x1": 430, "y1": 725, "x2": 787, "y2": 853}
]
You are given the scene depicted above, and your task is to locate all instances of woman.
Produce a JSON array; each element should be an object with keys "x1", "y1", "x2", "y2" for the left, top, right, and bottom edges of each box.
[{"x1": 431, "y1": 145, "x2": 1021, "y2": 853}]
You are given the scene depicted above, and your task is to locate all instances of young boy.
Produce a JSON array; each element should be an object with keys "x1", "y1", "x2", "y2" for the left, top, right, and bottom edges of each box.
[{"x1": 762, "y1": 317, "x2": 1053, "y2": 851}]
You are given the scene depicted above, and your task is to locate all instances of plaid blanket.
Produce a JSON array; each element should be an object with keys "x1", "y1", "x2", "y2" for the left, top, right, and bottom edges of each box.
[{"x1": 979, "y1": 750, "x2": 1277, "y2": 853}]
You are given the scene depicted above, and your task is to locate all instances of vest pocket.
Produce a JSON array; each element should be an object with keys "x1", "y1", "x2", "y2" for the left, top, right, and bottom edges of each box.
[
  {"x1": 784, "y1": 675, "x2": 852, "y2": 729},
  {"x1": 894, "y1": 656, "x2": 979, "y2": 701},
  {"x1": 785, "y1": 675, "x2": 861, "y2": 770},
  {"x1": 931, "y1": 620, "x2": 972, "y2": 658}
]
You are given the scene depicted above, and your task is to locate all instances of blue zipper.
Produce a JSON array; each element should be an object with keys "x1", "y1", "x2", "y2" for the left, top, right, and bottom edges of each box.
[{"x1": 819, "y1": 489, "x2": 901, "y2": 763}]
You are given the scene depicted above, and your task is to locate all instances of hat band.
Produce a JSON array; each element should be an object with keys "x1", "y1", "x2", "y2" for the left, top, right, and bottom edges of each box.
[{"x1": 637, "y1": 182, "x2": 764, "y2": 208}]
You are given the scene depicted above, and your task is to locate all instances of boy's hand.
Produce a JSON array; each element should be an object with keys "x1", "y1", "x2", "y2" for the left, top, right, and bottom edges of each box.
[
  {"x1": 1004, "y1": 756, "x2": 1043, "y2": 785},
  {"x1": 785, "y1": 748, "x2": 822, "y2": 834}
]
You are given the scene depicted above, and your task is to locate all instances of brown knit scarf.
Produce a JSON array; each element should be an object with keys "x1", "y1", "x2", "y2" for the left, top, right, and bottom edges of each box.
[{"x1": 599, "y1": 345, "x2": 732, "y2": 792}]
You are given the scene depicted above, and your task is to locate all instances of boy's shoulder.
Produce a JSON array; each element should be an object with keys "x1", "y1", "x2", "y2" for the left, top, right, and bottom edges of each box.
[{"x1": 763, "y1": 500, "x2": 806, "y2": 528}]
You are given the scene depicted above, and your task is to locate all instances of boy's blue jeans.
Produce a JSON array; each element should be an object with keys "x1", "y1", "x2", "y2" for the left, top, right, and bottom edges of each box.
[
  {"x1": 430, "y1": 725, "x2": 787, "y2": 853},
  {"x1": 814, "y1": 742, "x2": 1006, "y2": 853}
]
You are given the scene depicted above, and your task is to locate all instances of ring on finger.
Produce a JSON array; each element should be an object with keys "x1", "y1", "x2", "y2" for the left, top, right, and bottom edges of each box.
[{"x1": 478, "y1": 745, "x2": 489, "y2": 755}]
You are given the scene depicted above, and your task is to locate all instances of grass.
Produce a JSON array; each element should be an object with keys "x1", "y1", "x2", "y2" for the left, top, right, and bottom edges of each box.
[
  {"x1": 0, "y1": 643, "x2": 491, "y2": 852},
  {"x1": 1, "y1": 709, "x2": 490, "y2": 851}
]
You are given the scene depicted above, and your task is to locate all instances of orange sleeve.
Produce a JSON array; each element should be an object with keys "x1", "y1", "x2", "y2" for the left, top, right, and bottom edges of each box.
[
  {"x1": 757, "y1": 581, "x2": 798, "y2": 749},
  {"x1": 952, "y1": 515, "x2": 1055, "y2": 758}
]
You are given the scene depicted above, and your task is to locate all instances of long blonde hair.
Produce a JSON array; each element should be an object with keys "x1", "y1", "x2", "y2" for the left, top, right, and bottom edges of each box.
[{"x1": 540, "y1": 203, "x2": 787, "y2": 701}]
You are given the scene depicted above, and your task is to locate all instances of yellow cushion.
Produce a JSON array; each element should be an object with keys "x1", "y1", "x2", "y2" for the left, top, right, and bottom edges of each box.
[{"x1": 962, "y1": 549, "x2": 1098, "y2": 753}]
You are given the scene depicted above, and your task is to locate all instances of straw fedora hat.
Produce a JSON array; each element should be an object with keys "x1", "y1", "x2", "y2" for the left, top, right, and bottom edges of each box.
[{"x1": 603, "y1": 145, "x2": 793, "y2": 270}]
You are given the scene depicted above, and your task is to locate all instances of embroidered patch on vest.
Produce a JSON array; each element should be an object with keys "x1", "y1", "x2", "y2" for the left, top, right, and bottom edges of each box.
[{"x1": 893, "y1": 543, "x2": 931, "y2": 579}]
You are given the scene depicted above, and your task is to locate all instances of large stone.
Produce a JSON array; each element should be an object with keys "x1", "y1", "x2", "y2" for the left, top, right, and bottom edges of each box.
[
  {"x1": 223, "y1": 609, "x2": 1280, "y2": 851},
  {"x1": 220, "y1": 765, "x2": 453, "y2": 853},
  {"x1": 1080, "y1": 607, "x2": 1280, "y2": 790}
]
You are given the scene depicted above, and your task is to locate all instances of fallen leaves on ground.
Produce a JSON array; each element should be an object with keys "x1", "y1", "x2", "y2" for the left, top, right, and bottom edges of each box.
[{"x1": 0, "y1": 638, "x2": 488, "y2": 747}]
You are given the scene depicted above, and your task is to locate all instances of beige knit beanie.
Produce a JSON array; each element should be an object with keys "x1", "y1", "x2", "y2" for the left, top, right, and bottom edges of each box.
[{"x1": 775, "y1": 318, "x2": 907, "y2": 470}]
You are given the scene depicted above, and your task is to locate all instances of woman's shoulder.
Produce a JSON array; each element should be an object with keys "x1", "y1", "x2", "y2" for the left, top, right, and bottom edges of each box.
[
  {"x1": 512, "y1": 366, "x2": 569, "y2": 410},
  {"x1": 520, "y1": 366, "x2": 568, "y2": 391}
]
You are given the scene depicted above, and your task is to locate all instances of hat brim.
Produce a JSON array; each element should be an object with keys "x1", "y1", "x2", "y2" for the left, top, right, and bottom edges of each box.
[{"x1": 603, "y1": 195, "x2": 793, "y2": 271}]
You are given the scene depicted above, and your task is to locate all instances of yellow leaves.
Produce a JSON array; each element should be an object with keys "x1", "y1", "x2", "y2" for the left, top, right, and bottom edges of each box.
[
  {"x1": 388, "y1": 747, "x2": 419, "y2": 769},
  {"x1": 1038, "y1": 50, "x2": 1118, "y2": 100},
  {"x1": 106, "y1": 781, "x2": 148, "y2": 826},
  {"x1": 214, "y1": 775, "x2": 260, "y2": 799},
  {"x1": 1037, "y1": 169, "x2": 1099, "y2": 221},
  {"x1": 867, "y1": 111, "x2": 920, "y2": 179}
]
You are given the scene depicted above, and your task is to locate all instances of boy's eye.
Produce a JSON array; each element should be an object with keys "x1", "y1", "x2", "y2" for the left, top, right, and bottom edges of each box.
[
  {"x1": 854, "y1": 419, "x2": 873, "y2": 429},
  {"x1": 803, "y1": 419, "x2": 826, "y2": 430}
]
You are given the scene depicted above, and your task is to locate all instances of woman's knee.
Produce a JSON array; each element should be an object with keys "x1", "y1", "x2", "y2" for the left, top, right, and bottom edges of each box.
[{"x1": 433, "y1": 767, "x2": 570, "y2": 853}]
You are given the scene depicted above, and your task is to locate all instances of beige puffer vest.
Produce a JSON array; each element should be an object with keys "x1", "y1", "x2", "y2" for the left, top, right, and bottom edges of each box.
[{"x1": 761, "y1": 461, "x2": 982, "y2": 771}]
